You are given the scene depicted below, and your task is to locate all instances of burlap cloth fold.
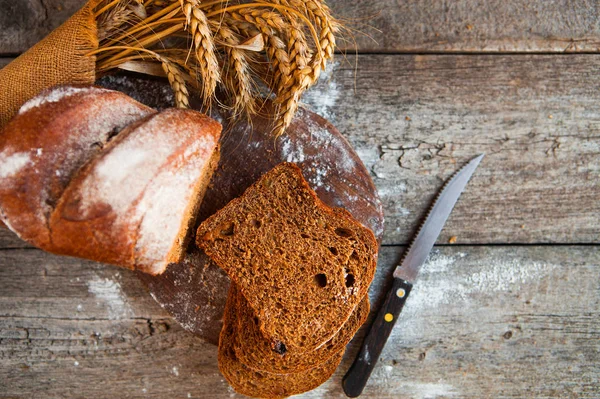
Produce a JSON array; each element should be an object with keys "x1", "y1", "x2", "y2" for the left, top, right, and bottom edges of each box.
[{"x1": 0, "y1": 1, "x2": 100, "y2": 128}]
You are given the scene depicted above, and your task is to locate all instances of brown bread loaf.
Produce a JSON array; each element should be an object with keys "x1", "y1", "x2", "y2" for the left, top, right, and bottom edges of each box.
[
  {"x1": 234, "y1": 291, "x2": 369, "y2": 374},
  {"x1": 0, "y1": 85, "x2": 222, "y2": 275},
  {"x1": 0, "y1": 86, "x2": 154, "y2": 247},
  {"x1": 49, "y1": 108, "x2": 221, "y2": 275},
  {"x1": 218, "y1": 286, "x2": 344, "y2": 399},
  {"x1": 197, "y1": 163, "x2": 378, "y2": 352}
]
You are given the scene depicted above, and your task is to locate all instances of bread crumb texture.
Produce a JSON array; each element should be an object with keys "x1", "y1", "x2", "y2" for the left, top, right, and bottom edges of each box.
[
  {"x1": 218, "y1": 286, "x2": 344, "y2": 399},
  {"x1": 197, "y1": 163, "x2": 378, "y2": 353},
  {"x1": 234, "y1": 290, "x2": 369, "y2": 374}
]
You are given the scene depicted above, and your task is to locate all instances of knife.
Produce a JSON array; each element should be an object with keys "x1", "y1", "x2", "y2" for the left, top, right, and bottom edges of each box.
[{"x1": 342, "y1": 154, "x2": 485, "y2": 397}]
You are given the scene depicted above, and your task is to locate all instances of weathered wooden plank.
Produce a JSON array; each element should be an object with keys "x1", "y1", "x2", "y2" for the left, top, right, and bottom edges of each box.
[
  {"x1": 1, "y1": 54, "x2": 599, "y2": 247},
  {"x1": 0, "y1": 57, "x2": 12, "y2": 69},
  {"x1": 301, "y1": 54, "x2": 600, "y2": 245},
  {"x1": 2, "y1": 0, "x2": 600, "y2": 55},
  {"x1": 331, "y1": 0, "x2": 600, "y2": 53},
  {"x1": 0, "y1": 0, "x2": 86, "y2": 55},
  {"x1": 0, "y1": 246, "x2": 598, "y2": 398},
  {"x1": 0, "y1": 54, "x2": 598, "y2": 246}
]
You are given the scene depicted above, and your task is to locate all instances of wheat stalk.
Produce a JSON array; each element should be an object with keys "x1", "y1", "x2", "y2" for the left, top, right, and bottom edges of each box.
[
  {"x1": 159, "y1": 56, "x2": 191, "y2": 109},
  {"x1": 180, "y1": 0, "x2": 220, "y2": 102},
  {"x1": 94, "y1": 0, "x2": 340, "y2": 136},
  {"x1": 212, "y1": 22, "x2": 255, "y2": 117}
]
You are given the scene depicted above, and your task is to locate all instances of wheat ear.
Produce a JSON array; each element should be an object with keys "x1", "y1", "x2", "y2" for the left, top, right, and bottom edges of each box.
[
  {"x1": 181, "y1": 0, "x2": 221, "y2": 102},
  {"x1": 159, "y1": 55, "x2": 191, "y2": 109},
  {"x1": 97, "y1": 1, "x2": 140, "y2": 41},
  {"x1": 213, "y1": 22, "x2": 255, "y2": 117},
  {"x1": 228, "y1": 9, "x2": 292, "y2": 93}
]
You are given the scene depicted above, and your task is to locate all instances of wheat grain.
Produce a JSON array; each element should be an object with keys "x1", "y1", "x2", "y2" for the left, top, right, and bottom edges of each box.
[
  {"x1": 97, "y1": 1, "x2": 136, "y2": 41},
  {"x1": 159, "y1": 56, "x2": 191, "y2": 108},
  {"x1": 213, "y1": 22, "x2": 255, "y2": 117},
  {"x1": 94, "y1": 0, "x2": 340, "y2": 137},
  {"x1": 275, "y1": 0, "x2": 338, "y2": 72},
  {"x1": 228, "y1": 9, "x2": 291, "y2": 93},
  {"x1": 272, "y1": 66, "x2": 313, "y2": 137},
  {"x1": 181, "y1": 0, "x2": 221, "y2": 102}
]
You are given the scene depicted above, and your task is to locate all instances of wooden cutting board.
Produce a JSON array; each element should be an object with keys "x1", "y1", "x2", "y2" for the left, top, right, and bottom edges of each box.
[{"x1": 99, "y1": 74, "x2": 385, "y2": 344}]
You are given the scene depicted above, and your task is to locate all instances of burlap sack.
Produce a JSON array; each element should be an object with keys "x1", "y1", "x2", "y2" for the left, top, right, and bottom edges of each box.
[{"x1": 0, "y1": 1, "x2": 100, "y2": 128}]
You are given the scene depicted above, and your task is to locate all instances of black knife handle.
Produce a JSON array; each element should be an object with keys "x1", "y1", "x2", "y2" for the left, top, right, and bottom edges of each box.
[{"x1": 342, "y1": 277, "x2": 413, "y2": 397}]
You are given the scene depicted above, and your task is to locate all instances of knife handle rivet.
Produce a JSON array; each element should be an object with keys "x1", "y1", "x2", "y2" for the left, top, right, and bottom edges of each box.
[
  {"x1": 396, "y1": 288, "x2": 406, "y2": 298},
  {"x1": 384, "y1": 313, "x2": 394, "y2": 322}
]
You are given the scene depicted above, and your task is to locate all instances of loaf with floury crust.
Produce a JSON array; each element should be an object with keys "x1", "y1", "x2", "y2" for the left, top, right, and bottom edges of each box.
[{"x1": 0, "y1": 85, "x2": 221, "y2": 275}]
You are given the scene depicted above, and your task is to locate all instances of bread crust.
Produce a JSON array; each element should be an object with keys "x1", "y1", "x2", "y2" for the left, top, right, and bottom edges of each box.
[
  {"x1": 0, "y1": 85, "x2": 155, "y2": 246},
  {"x1": 218, "y1": 286, "x2": 344, "y2": 399},
  {"x1": 0, "y1": 86, "x2": 222, "y2": 275},
  {"x1": 49, "y1": 108, "x2": 221, "y2": 274},
  {"x1": 234, "y1": 291, "x2": 369, "y2": 374}
]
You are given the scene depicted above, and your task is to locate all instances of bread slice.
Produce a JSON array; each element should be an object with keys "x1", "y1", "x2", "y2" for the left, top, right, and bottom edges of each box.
[
  {"x1": 0, "y1": 85, "x2": 155, "y2": 247},
  {"x1": 49, "y1": 108, "x2": 221, "y2": 275},
  {"x1": 197, "y1": 163, "x2": 378, "y2": 352},
  {"x1": 234, "y1": 291, "x2": 369, "y2": 374},
  {"x1": 218, "y1": 286, "x2": 343, "y2": 399}
]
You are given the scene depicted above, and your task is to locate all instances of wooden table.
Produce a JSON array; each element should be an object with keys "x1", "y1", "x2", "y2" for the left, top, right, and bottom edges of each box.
[{"x1": 1, "y1": 1, "x2": 599, "y2": 398}]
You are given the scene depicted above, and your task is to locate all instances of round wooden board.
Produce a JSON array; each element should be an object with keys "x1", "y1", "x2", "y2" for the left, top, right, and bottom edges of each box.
[{"x1": 97, "y1": 74, "x2": 384, "y2": 344}]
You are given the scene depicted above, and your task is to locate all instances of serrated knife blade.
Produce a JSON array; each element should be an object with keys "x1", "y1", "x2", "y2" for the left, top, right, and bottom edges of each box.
[
  {"x1": 394, "y1": 153, "x2": 485, "y2": 282},
  {"x1": 342, "y1": 154, "x2": 484, "y2": 398}
]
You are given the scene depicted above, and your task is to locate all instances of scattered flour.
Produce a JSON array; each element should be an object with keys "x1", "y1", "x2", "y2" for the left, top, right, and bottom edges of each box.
[
  {"x1": 407, "y1": 252, "x2": 555, "y2": 311},
  {"x1": 87, "y1": 275, "x2": 133, "y2": 320},
  {"x1": 19, "y1": 86, "x2": 103, "y2": 114},
  {"x1": 389, "y1": 251, "x2": 557, "y2": 342},
  {"x1": 171, "y1": 366, "x2": 179, "y2": 376},
  {"x1": 227, "y1": 385, "x2": 237, "y2": 398},
  {"x1": 301, "y1": 62, "x2": 340, "y2": 121},
  {"x1": 398, "y1": 382, "x2": 459, "y2": 399},
  {"x1": 377, "y1": 182, "x2": 408, "y2": 197},
  {"x1": 398, "y1": 206, "x2": 411, "y2": 216},
  {"x1": 280, "y1": 138, "x2": 306, "y2": 163},
  {"x1": 0, "y1": 150, "x2": 30, "y2": 179},
  {"x1": 277, "y1": 107, "x2": 359, "y2": 194},
  {"x1": 377, "y1": 366, "x2": 459, "y2": 398}
]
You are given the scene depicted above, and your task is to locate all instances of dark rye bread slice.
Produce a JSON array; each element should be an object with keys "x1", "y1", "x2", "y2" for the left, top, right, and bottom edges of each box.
[
  {"x1": 219, "y1": 286, "x2": 343, "y2": 399},
  {"x1": 234, "y1": 291, "x2": 370, "y2": 374},
  {"x1": 197, "y1": 163, "x2": 378, "y2": 352}
]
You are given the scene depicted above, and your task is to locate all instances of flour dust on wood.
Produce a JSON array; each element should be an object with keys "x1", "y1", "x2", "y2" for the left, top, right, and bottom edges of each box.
[
  {"x1": 87, "y1": 274, "x2": 133, "y2": 320},
  {"x1": 385, "y1": 249, "x2": 559, "y2": 343}
]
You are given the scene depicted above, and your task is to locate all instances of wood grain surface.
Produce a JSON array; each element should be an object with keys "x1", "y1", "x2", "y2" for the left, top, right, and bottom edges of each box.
[
  {"x1": 0, "y1": 0, "x2": 87, "y2": 55},
  {"x1": 1, "y1": 246, "x2": 598, "y2": 398},
  {"x1": 300, "y1": 54, "x2": 600, "y2": 245},
  {"x1": 2, "y1": 0, "x2": 600, "y2": 54},
  {"x1": 1, "y1": 0, "x2": 599, "y2": 398}
]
